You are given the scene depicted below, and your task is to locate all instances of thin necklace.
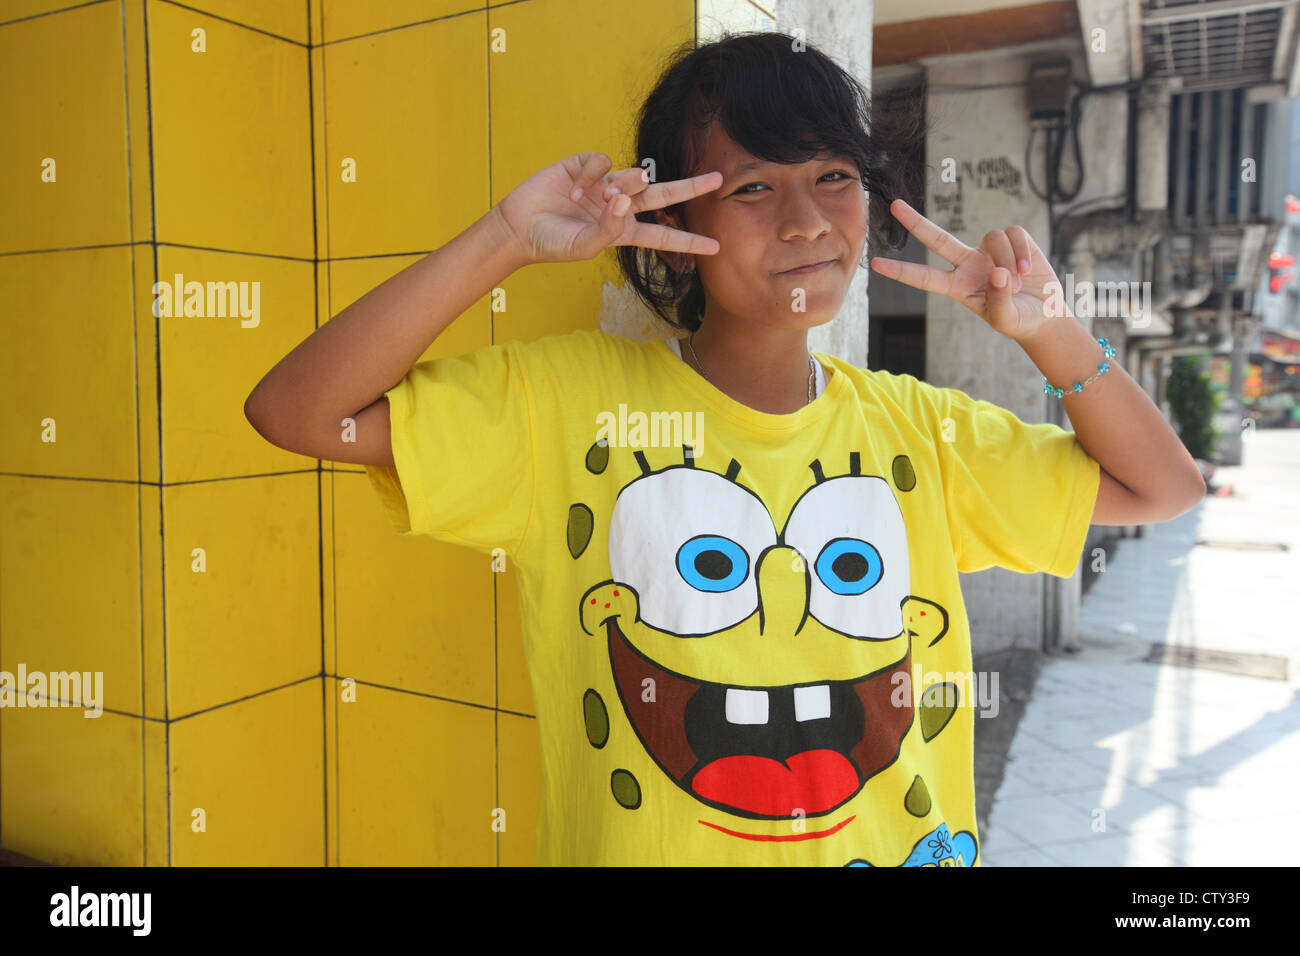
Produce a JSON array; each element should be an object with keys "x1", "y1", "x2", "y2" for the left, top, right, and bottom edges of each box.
[{"x1": 688, "y1": 332, "x2": 817, "y2": 406}]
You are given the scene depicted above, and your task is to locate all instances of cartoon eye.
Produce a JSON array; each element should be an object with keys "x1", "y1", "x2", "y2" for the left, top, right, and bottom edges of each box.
[
  {"x1": 677, "y1": 535, "x2": 750, "y2": 592},
  {"x1": 610, "y1": 466, "x2": 777, "y2": 636},
  {"x1": 814, "y1": 537, "x2": 883, "y2": 595},
  {"x1": 783, "y1": 475, "x2": 909, "y2": 640}
]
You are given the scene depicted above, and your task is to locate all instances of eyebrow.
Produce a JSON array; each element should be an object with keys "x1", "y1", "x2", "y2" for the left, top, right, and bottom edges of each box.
[{"x1": 726, "y1": 155, "x2": 844, "y2": 178}]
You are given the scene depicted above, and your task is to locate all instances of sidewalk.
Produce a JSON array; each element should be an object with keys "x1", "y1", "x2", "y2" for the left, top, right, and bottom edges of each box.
[{"x1": 983, "y1": 428, "x2": 1300, "y2": 866}]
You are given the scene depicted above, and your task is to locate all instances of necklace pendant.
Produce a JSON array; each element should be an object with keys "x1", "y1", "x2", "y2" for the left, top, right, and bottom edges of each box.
[{"x1": 688, "y1": 333, "x2": 818, "y2": 408}]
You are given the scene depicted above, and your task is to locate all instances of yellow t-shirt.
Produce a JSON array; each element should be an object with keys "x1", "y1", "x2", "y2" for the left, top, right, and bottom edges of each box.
[{"x1": 365, "y1": 328, "x2": 1100, "y2": 866}]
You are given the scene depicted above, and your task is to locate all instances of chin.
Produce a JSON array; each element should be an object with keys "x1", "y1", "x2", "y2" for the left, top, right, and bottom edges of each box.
[{"x1": 796, "y1": 304, "x2": 845, "y2": 329}]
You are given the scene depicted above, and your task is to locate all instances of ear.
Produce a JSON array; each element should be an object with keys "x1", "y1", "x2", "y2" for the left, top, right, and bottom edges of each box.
[
  {"x1": 652, "y1": 208, "x2": 692, "y2": 274},
  {"x1": 900, "y1": 595, "x2": 949, "y2": 648}
]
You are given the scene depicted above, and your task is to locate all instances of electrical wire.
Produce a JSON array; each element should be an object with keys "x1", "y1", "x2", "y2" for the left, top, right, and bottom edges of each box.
[
  {"x1": 1029, "y1": 79, "x2": 1148, "y2": 259},
  {"x1": 1025, "y1": 85, "x2": 1091, "y2": 259}
]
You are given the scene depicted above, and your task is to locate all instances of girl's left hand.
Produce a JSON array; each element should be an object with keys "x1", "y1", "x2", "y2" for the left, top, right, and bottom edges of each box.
[{"x1": 868, "y1": 198, "x2": 1063, "y2": 343}]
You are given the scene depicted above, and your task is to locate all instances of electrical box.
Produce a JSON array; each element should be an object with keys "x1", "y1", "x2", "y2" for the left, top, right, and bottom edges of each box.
[{"x1": 1028, "y1": 60, "x2": 1071, "y2": 124}]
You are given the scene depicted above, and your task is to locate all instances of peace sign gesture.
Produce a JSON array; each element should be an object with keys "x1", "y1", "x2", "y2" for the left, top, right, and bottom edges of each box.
[
  {"x1": 868, "y1": 199, "x2": 1065, "y2": 343},
  {"x1": 494, "y1": 151, "x2": 723, "y2": 266}
]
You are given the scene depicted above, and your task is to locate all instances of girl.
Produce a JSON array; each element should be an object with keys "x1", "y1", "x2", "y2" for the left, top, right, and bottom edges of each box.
[{"x1": 247, "y1": 32, "x2": 1205, "y2": 867}]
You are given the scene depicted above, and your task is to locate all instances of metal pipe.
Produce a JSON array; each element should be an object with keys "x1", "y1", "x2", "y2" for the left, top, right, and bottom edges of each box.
[{"x1": 1127, "y1": 84, "x2": 1138, "y2": 223}]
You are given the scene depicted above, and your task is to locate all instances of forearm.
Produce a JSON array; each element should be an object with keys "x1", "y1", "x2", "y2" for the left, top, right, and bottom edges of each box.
[
  {"x1": 1016, "y1": 310, "x2": 1206, "y2": 508},
  {"x1": 245, "y1": 205, "x2": 528, "y2": 436}
]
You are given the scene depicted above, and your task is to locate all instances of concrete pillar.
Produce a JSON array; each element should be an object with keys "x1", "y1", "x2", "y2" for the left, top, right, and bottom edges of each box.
[
  {"x1": 1220, "y1": 311, "x2": 1249, "y2": 465},
  {"x1": 923, "y1": 45, "x2": 1123, "y2": 656},
  {"x1": 1043, "y1": 245, "x2": 1096, "y2": 652}
]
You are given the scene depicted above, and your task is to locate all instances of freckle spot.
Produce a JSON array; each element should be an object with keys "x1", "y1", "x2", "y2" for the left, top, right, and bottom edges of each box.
[
  {"x1": 590, "y1": 598, "x2": 596, "y2": 604},
  {"x1": 604, "y1": 603, "x2": 611, "y2": 608},
  {"x1": 585, "y1": 440, "x2": 610, "y2": 474},
  {"x1": 904, "y1": 775, "x2": 932, "y2": 817},
  {"x1": 567, "y1": 503, "x2": 594, "y2": 558},
  {"x1": 920, "y1": 683, "x2": 959, "y2": 741},
  {"x1": 583, "y1": 689, "x2": 609, "y2": 748},
  {"x1": 613, "y1": 590, "x2": 619, "y2": 596},
  {"x1": 892, "y1": 455, "x2": 917, "y2": 492},
  {"x1": 921, "y1": 611, "x2": 926, "y2": 616},
  {"x1": 611, "y1": 769, "x2": 642, "y2": 809}
]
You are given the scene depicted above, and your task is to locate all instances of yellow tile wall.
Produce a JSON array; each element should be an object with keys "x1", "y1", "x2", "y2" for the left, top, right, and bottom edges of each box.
[{"x1": 0, "y1": 0, "x2": 698, "y2": 866}]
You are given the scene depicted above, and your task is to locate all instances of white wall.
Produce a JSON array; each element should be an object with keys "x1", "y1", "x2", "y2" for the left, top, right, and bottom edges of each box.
[
  {"x1": 923, "y1": 40, "x2": 1130, "y2": 652},
  {"x1": 875, "y1": 0, "x2": 1050, "y2": 26}
]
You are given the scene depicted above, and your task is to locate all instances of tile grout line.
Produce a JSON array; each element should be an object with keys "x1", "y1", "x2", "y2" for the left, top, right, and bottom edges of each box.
[
  {"x1": 119, "y1": 0, "x2": 148, "y2": 870},
  {"x1": 306, "y1": 0, "x2": 328, "y2": 871},
  {"x1": 135, "y1": 0, "x2": 172, "y2": 869}
]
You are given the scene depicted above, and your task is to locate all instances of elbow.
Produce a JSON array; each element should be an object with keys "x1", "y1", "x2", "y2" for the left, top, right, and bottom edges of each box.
[
  {"x1": 243, "y1": 392, "x2": 264, "y2": 432},
  {"x1": 1162, "y1": 459, "x2": 1210, "y2": 518},
  {"x1": 1165, "y1": 494, "x2": 1201, "y2": 521},
  {"x1": 1178, "y1": 464, "x2": 1209, "y2": 511},
  {"x1": 244, "y1": 387, "x2": 276, "y2": 440},
  {"x1": 1148, "y1": 478, "x2": 1207, "y2": 522}
]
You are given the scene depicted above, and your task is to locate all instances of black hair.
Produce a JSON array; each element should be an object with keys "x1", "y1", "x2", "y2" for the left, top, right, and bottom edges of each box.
[{"x1": 615, "y1": 30, "x2": 930, "y2": 334}]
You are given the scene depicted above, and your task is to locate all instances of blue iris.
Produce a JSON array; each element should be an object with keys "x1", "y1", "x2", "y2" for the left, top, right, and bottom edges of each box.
[
  {"x1": 815, "y1": 538, "x2": 882, "y2": 595},
  {"x1": 677, "y1": 535, "x2": 749, "y2": 592}
]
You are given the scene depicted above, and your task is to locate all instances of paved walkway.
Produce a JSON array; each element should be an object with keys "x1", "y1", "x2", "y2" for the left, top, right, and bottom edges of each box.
[{"x1": 983, "y1": 428, "x2": 1300, "y2": 866}]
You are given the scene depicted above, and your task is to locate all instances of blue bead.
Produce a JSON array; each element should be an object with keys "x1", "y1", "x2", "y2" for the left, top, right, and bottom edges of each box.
[
  {"x1": 1098, "y1": 337, "x2": 1108, "y2": 347},
  {"x1": 1099, "y1": 362, "x2": 1110, "y2": 372},
  {"x1": 1043, "y1": 384, "x2": 1053, "y2": 395},
  {"x1": 1073, "y1": 383, "x2": 1083, "y2": 393}
]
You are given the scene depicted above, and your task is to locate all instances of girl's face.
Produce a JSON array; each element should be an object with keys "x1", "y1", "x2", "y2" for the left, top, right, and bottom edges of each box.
[{"x1": 657, "y1": 120, "x2": 868, "y2": 334}]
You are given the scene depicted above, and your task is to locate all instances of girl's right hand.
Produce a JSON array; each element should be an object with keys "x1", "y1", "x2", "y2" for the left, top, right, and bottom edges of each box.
[{"x1": 494, "y1": 152, "x2": 723, "y2": 265}]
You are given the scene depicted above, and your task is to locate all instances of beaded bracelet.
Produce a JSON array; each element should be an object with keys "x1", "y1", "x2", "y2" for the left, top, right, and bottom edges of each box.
[{"x1": 1043, "y1": 337, "x2": 1117, "y2": 399}]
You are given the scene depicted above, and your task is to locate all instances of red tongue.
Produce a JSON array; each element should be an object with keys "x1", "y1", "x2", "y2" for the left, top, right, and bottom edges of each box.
[{"x1": 692, "y1": 750, "x2": 859, "y2": 816}]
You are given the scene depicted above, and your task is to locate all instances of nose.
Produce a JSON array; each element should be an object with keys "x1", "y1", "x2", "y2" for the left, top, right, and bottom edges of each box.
[
  {"x1": 755, "y1": 545, "x2": 811, "y2": 637},
  {"x1": 779, "y1": 191, "x2": 833, "y2": 243}
]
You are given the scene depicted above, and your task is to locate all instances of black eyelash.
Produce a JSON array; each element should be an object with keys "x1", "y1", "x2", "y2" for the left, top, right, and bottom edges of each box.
[{"x1": 734, "y1": 171, "x2": 856, "y2": 195}]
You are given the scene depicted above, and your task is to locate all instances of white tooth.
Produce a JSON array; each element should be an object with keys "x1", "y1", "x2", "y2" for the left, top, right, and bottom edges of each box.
[
  {"x1": 725, "y1": 688, "x2": 769, "y2": 725},
  {"x1": 795, "y1": 684, "x2": 831, "y2": 722}
]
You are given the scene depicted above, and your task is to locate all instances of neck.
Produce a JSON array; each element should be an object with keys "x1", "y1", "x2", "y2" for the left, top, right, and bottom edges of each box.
[{"x1": 688, "y1": 319, "x2": 820, "y2": 415}]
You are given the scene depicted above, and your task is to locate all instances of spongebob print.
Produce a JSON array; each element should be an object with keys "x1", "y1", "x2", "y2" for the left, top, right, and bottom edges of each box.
[{"x1": 570, "y1": 442, "x2": 978, "y2": 867}]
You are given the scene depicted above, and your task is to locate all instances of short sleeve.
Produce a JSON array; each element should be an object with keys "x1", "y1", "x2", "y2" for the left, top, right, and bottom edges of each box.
[
  {"x1": 364, "y1": 339, "x2": 537, "y2": 557},
  {"x1": 929, "y1": 386, "x2": 1100, "y2": 578}
]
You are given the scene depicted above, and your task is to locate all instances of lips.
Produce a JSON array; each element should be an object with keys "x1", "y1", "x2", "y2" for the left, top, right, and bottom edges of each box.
[
  {"x1": 606, "y1": 620, "x2": 913, "y2": 819},
  {"x1": 779, "y1": 259, "x2": 836, "y2": 275},
  {"x1": 692, "y1": 751, "x2": 860, "y2": 816}
]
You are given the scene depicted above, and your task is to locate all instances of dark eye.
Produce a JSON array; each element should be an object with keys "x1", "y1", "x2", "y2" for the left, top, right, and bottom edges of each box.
[
  {"x1": 814, "y1": 538, "x2": 883, "y2": 595},
  {"x1": 677, "y1": 535, "x2": 749, "y2": 592},
  {"x1": 735, "y1": 171, "x2": 856, "y2": 195}
]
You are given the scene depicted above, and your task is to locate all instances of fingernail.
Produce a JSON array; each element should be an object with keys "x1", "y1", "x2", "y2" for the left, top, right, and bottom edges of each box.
[
  {"x1": 992, "y1": 269, "x2": 1007, "y2": 288},
  {"x1": 1018, "y1": 258, "x2": 1029, "y2": 273}
]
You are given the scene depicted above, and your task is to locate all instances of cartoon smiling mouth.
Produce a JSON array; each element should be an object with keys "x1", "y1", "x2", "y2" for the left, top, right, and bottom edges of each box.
[{"x1": 607, "y1": 620, "x2": 914, "y2": 820}]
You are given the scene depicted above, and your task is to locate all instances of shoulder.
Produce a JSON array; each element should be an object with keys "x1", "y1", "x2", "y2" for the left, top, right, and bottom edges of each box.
[
  {"x1": 475, "y1": 329, "x2": 663, "y2": 398},
  {"x1": 499, "y1": 327, "x2": 653, "y2": 360},
  {"x1": 503, "y1": 327, "x2": 662, "y2": 374},
  {"x1": 817, "y1": 356, "x2": 950, "y2": 422}
]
